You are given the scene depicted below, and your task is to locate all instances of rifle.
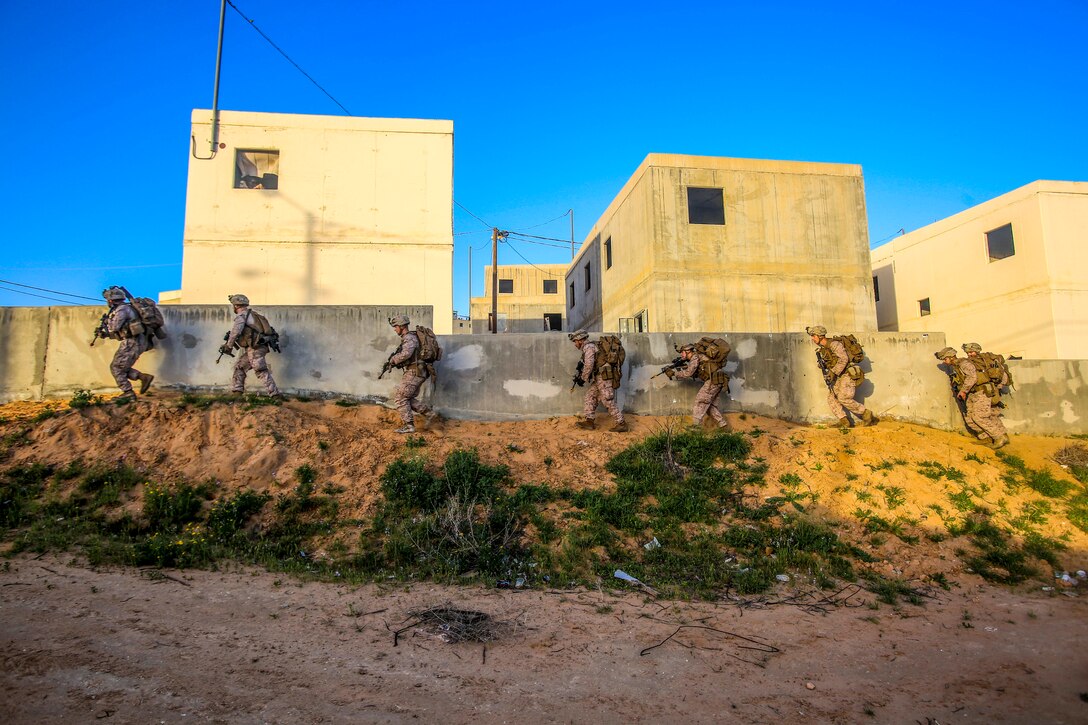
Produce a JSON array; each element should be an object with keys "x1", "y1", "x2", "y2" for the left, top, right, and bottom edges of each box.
[
  {"x1": 378, "y1": 351, "x2": 397, "y2": 379},
  {"x1": 216, "y1": 332, "x2": 236, "y2": 364},
  {"x1": 569, "y1": 360, "x2": 586, "y2": 393},
  {"x1": 815, "y1": 351, "x2": 835, "y2": 392},
  {"x1": 89, "y1": 311, "x2": 109, "y2": 347},
  {"x1": 651, "y1": 356, "x2": 685, "y2": 380}
]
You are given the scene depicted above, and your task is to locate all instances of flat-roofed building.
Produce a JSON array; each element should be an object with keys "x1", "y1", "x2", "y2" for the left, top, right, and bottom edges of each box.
[
  {"x1": 871, "y1": 180, "x2": 1088, "y2": 358},
  {"x1": 163, "y1": 109, "x2": 454, "y2": 332},
  {"x1": 565, "y1": 154, "x2": 876, "y2": 335},
  {"x1": 469, "y1": 264, "x2": 567, "y2": 333}
]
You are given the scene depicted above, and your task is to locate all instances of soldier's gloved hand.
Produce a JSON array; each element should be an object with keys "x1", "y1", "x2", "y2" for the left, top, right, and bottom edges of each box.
[
  {"x1": 219, "y1": 345, "x2": 230, "y2": 355},
  {"x1": 665, "y1": 369, "x2": 675, "y2": 379},
  {"x1": 382, "y1": 361, "x2": 392, "y2": 373}
]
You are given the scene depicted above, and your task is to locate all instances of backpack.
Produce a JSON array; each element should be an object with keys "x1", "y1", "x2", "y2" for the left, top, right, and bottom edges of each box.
[
  {"x1": 129, "y1": 297, "x2": 167, "y2": 340},
  {"x1": 832, "y1": 334, "x2": 865, "y2": 364},
  {"x1": 595, "y1": 335, "x2": 625, "y2": 387},
  {"x1": 977, "y1": 351, "x2": 1013, "y2": 388},
  {"x1": 413, "y1": 326, "x2": 442, "y2": 364},
  {"x1": 694, "y1": 337, "x2": 730, "y2": 364},
  {"x1": 246, "y1": 310, "x2": 281, "y2": 353}
]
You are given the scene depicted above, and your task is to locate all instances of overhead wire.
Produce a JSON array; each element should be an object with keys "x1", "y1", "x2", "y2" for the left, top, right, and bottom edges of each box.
[
  {"x1": 226, "y1": 0, "x2": 352, "y2": 115},
  {"x1": 509, "y1": 210, "x2": 571, "y2": 232},
  {"x1": 0, "y1": 284, "x2": 80, "y2": 305},
  {"x1": 0, "y1": 278, "x2": 101, "y2": 302},
  {"x1": 454, "y1": 200, "x2": 494, "y2": 231},
  {"x1": 505, "y1": 231, "x2": 578, "y2": 245},
  {"x1": 500, "y1": 237, "x2": 564, "y2": 278}
]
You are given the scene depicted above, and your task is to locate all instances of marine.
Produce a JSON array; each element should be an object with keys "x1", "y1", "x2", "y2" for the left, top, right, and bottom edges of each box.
[
  {"x1": 665, "y1": 343, "x2": 730, "y2": 429},
  {"x1": 570, "y1": 330, "x2": 628, "y2": 432},
  {"x1": 936, "y1": 346, "x2": 1008, "y2": 449},
  {"x1": 220, "y1": 294, "x2": 282, "y2": 399},
  {"x1": 384, "y1": 315, "x2": 436, "y2": 434},
  {"x1": 98, "y1": 286, "x2": 154, "y2": 401},
  {"x1": 806, "y1": 325, "x2": 876, "y2": 428}
]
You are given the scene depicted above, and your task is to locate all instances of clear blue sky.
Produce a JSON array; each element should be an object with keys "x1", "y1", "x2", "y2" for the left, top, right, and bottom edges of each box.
[{"x1": 1, "y1": 1, "x2": 1085, "y2": 313}]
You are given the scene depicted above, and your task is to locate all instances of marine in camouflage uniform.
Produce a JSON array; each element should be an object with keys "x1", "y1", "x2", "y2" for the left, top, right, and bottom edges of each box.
[
  {"x1": 221, "y1": 294, "x2": 281, "y2": 398},
  {"x1": 385, "y1": 315, "x2": 434, "y2": 434},
  {"x1": 570, "y1": 330, "x2": 627, "y2": 432},
  {"x1": 101, "y1": 287, "x2": 154, "y2": 401},
  {"x1": 937, "y1": 346, "x2": 1008, "y2": 449},
  {"x1": 806, "y1": 325, "x2": 876, "y2": 429},
  {"x1": 666, "y1": 343, "x2": 729, "y2": 429}
]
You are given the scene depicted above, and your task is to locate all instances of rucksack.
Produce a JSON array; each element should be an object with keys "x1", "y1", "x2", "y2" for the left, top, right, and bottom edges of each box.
[
  {"x1": 832, "y1": 334, "x2": 865, "y2": 364},
  {"x1": 694, "y1": 337, "x2": 730, "y2": 365},
  {"x1": 246, "y1": 310, "x2": 281, "y2": 353},
  {"x1": 977, "y1": 351, "x2": 1013, "y2": 388},
  {"x1": 595, "y1": 335, "x2": 625, "y2": 386},
  {"x1": 129, "y1": 297, "x2": 167, "y2": 340},
  {"x1": 413, "y1": 326, "x2": 442, "y2": 364}
]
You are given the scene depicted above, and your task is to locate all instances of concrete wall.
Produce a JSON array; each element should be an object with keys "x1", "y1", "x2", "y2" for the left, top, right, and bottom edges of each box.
[
  {"x1": 871, "y1": 181, "x2": 1088, "y2": 359},
  {"x1": 3, "y1": 307, "x2": 1085, "y2": 436},
  {"x1": 568, "y1": 154, "x2": 877, "y2": 334},
  {"x1": 175, "y1": 109, "x2": 454, "y2": 333}
]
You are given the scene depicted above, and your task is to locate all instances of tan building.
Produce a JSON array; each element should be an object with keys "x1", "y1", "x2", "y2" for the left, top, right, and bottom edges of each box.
[
  {"x1": 565, "y1": 154, "x2": 876, "y2": 334},
  {"x1": 163, "y1": 109, "x2": 454, "y2": 333},
  {"x1": 871, "y1": 180, "x2": 1088, "y2": 359},
  {"x1": 469, "y1": 264, "x2": 567, "y2": 333}
]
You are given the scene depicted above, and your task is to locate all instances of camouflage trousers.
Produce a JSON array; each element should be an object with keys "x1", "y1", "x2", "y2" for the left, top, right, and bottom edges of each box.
[
  {"x1": 394, "y1": 371, "x2": 431, "y2": 425},
  {"x1": 110, "y1": 336, "x2": 149, "y2": 395},
  {"x1": 583, "y1": 378, "x2": 624, "y2": 424},
  {"x1": 965, "y1": 390, "x2": 1006, "y2": 440},
  {"x1": 827, "y1": 375, "x2": 866, "y2": 419},
  {"x1": 232, "y1": 347, "x2": 281, "y2": 396},
  {"x1": 693, "y1": 381, "x2": 726, "y2": 426}
]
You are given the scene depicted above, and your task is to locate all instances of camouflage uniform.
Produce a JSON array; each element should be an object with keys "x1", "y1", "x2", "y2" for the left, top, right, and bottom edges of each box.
[
  {"x1": 226, "y1": 308, "x2": 281, "y2": 396},
  {"x1": 579, "y1": 341, "x2": 625, "y2": 426},
  {"x1": 673, "y1": 352, "x2": 727, "y2": 427},
  {"x1": 953, "y1": 357, "x2": 1007, "y2": 442},
  {"x1": 106, "y1": 302, "x2": 150, "y2": 396},
  {"x1": 390, "y1": 327, "x2": 432, "y2": 427},
  {"x1": 821, "y1": 338, "x2": 869, "y2": 421}
]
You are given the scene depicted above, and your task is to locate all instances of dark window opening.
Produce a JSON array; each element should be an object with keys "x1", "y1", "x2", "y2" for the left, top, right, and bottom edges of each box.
[
  {"x1": 235, "y1": 150, "x2": 280, "y2": 189},
  {"x1": 873, "y1": 275, "x2": 880, "y2": 302},
  {"x1": 634, "y1": 309, "x2": 647, "y2": 332},
  {"x1": 543, "y1": 313, "x2": 562, "y2": 331},
  {"x1": 543, "y1": 279, "x2": 558, "y2": 294},
  {"x1": 498, "y1": 279, "x2": 513, "y2": 294},
  {"x1": 569, "y1": 283, "x2": 575, "y2": 308},
  {"x1": 919, "y1": 297, "x2": 931, "y2": 317},
  {"x1": 584, "y1": 263, "x2": 592, "y2": 292},
  {"x1": 986, "y1": 223, "x2": 1015, "y2": 262},
  {"x1": 605, "y1": 237, "x2": 613, "y2": 269},
  {"x1": 687, "y1": 187, "x2": 725, "y2": 225}
]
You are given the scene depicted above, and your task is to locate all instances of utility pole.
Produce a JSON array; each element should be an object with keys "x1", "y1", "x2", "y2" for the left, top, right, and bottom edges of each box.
[
  {"x1": 468, "y1": 245, "x2": 472, "y2": 325},
  {"x1": 490, "y1": 228, "x2": 499, "y2": 333},
  {"x1": 569, "y1": 209, "x2": 575, "y2": 260},
  {"x1": 210, "y1": 0, "x2": 227, "y2": 155}
]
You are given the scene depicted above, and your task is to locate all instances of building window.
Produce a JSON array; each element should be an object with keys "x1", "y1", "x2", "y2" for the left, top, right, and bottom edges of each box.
[
  {"x1": 634, "y1": 309, "x2": 648, "y2": 332},
  {"x1": 543, "y1": 279, "x2": 558, "y2": 294},
  {"x1": 687, "y1": 187, "x2": 725, "y2": 225},
  {"x1": 919, "y1": 297, "x2": 931, "y2": 316},
  {"x1": 584, "y1": 263, "x2": 592, "y2": 292},
  {"x1": 499, "y1": 279, "x2": 513, "y2": 294},
  {"x1": 569, "y1": 283, "x2": 575, "y2": 308},
  {"x1": 873, "y1": 275, "x2": 880, "y2": 302},
  {"x1": 543, "y1": 313, "x2": 562, "y2": 331},
  {"x1": 605, "y1": 237, "x2": 613, "y2": 269},
  {"x1": 986, "y1": 223, "x2": 1015, "y2": 262},
  {"x1": 235, "y1": 150, "x2": 279, "y2": 189}
]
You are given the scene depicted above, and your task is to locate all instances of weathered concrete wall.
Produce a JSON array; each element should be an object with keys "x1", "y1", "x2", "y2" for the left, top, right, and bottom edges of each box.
[{"x1": 3, "y1": 308, "x2": 1086, "y2": 436}]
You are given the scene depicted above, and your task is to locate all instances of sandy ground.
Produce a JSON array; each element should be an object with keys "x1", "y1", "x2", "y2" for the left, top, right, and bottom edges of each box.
[{"x1": 3, "y1": 393, "x2": 1088, "y2": 723}]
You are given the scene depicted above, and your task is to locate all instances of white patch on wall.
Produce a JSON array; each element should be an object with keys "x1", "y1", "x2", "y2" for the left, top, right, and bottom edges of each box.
[
  {"x1": 1061, "y1": 399, "x2": 1080, "y2": 424},
  {"x1": 1068, "y1": 376, "x2": 1083, "y2": 394},
  {"x1": 1003, "y1": 418, "x2": 1028, "y2": 430},
  {"x1": 729, "y1": 378, "x2": 779, "y2": 408},
  {"x1": 444, "y1": 345, "x2": 484, "y2": 371},
  {"x1": 629, "y1": 364, "x2": 663, "y2": 392},
  {"x1": 503, "y1": 379, "x2": 561, "y2": 399},
  {"x1": 735, "y1": 339, "x2": 758, "y2": 360}
]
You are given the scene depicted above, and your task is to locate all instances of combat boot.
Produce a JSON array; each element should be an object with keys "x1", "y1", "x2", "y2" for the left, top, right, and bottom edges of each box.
[
  {"x1": 115, "y1": 393, "x2": 136, "y2": 404},
  {"x1": 575, "y1": 419, "x2": 596, "y2": 430},
  {"x1": 861, "y1": 409, "x2": 878, "y2": 427},
  {"x1": 836, "y1": 417, "x2": 851, "y2": 429},
  {"x1": 989, "y1": 435, "x2": 1009, "y2": 450},
  {"x1": 717, "y1": 419, "x2": 731, "y2": 431},
  {"x1": 610, "y1": 421, "x2": 629, "y2": 433},
  {"x1": 138, "y1": 373, "x2": 155, "y2": 395},
  {"x1": 395, "y1": 425, "x2": 416, "y2": 434},
  {"x1": 977, "y1": 432, "x2": 991, "y2": 441}
]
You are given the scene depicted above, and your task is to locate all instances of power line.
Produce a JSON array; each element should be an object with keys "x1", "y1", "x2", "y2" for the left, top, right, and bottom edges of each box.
[
  {"x1": 506, "y1": 231, "x2": 578, "y2": 246},
  {"x1": 504, "y1": 232, "x2": 572, "y2": 250},
  {"x1": 500, "y1": 238, "x2": 564, "y2": 278},
  {"x1": 510, "y1": 210, "x2": 571, "y2": 232},
  {"x1": 454, "y1": 200, "x2": 494, "y2": 230},
  {"x1": 226, "y1": 0, "x2": 352, "y2": 115},
  {"x1": 0, "y1": 284, "x2": 80, "y2": 305},
  {"x1": 0, "y1": 278, "x2": 101, "y2": 302}
]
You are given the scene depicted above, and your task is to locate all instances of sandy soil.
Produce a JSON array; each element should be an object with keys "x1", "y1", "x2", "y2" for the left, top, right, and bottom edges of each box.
[{"x1": 2, "y1": 393, "x2": 1088, "y2": 723}]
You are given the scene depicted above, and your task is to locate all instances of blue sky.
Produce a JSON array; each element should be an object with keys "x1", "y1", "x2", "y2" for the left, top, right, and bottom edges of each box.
[{"x1": 1, "y1": 1, "x2": 1085, "y2": 313}]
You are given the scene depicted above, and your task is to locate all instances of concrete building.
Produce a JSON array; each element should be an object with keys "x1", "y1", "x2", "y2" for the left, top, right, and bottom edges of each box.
[
  {"x1": 162, "y1": 109, "x2": 455, "y2": 333},
  {"x1": 469, "y1": 264, "x2": 567, "y2": 333},
  {"x1": 565, "y1": 154, "x2": 876, "y2": 334},
  {"x1": 871, "y1": 180, "x2": 1088, "y2": 359}
]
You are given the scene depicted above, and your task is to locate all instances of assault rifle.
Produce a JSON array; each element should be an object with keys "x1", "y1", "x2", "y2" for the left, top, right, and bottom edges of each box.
[
  {"x1": 651, "y1": 356, "x2": 685, "y2": 380},
  {"x1": 815, "y1": 351, "x2": 835, "y2": 392},
  {"x1": 216, "y1": 332, "x2": 236, "y2": 364},
  {"x1": 378, "y1": 352, "x2": 397, "y2": 380},
  {"x1": 89, "y1": 311, "x2": 110, "y2": 347},
  {"x1": 569, "y1": 360, "x2": 586, "y2": 393}
]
